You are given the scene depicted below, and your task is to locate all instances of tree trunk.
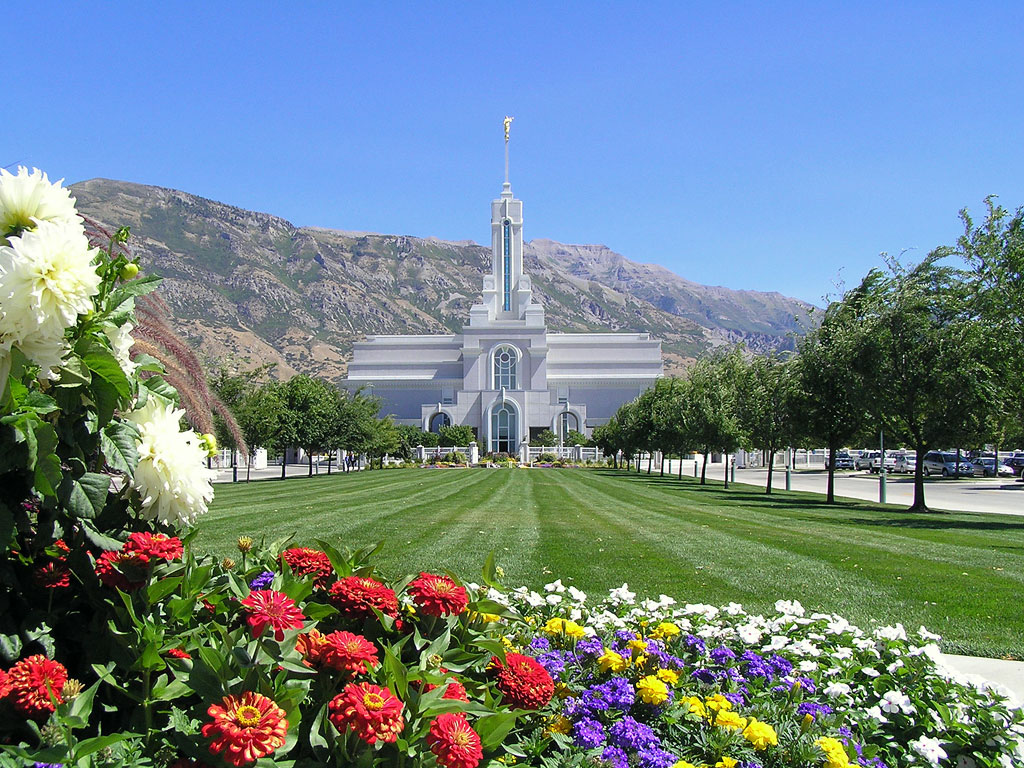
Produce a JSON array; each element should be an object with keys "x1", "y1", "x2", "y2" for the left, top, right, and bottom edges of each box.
[
  {"x1": 647, "y1": 453, "x2": 652, "y2": 474},
  {"x1": 327, "y1": 454, "x2": 332, "y2": 475},
  {"x1": 246, "y1": 460, "x2": 252, "y2": 483},
  {"x1": 678, "y1": 455, "x2": 683, "y2": 479},
  {"x1": 954, "y1": 447, "x2": 961, "y2": 480},
  {"x1": 723, "y1": 455, "x2": 729, "y2": 489},
  {"x1": 660, "y1": 453, "x2": 664, "y2": 476},
  {"x1": 700, "y1": 450, "x2": 709, "y2": 485},
  {"x1": 910, "y1": 445, "x2": 929, "y2": 511},
  {"x1": 826, "y1": 440, "x2": 836, "y2": 504},
  {"x1": 281, "y1": 452, "x2": 287, "y2": 480},
  {"x1": 765, "y1": 443, "x2": 774, "y2": 494},
  {"x1": 308, "y1": 453, "x2": 313, "y2": 477}
]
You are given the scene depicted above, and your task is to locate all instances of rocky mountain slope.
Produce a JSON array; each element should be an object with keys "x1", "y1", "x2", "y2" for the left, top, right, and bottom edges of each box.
[{"x1": 71, "y1": 179, "x2": 814, "y2": 380}]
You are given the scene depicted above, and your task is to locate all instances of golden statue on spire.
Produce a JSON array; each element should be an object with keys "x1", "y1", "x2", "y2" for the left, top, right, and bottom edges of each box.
[{"x1": 503, "y1": 115, "x2": 514, "y2": 143}]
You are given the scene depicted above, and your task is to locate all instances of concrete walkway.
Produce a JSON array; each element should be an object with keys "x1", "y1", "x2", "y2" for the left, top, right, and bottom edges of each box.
[{"x1": 940, "y1": 654, "x2": 1024, "y2": 707}]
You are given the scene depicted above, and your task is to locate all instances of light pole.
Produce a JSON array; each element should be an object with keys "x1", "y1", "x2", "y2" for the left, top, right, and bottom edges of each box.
[{"x1": 879, "y1": 430, "x2": 887, "y2": 504}]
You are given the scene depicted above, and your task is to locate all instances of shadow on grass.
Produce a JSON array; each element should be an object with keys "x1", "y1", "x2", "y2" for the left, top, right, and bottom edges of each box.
[{"x1": 847, "y1": 515, "x2": 1024, "y2": 533}]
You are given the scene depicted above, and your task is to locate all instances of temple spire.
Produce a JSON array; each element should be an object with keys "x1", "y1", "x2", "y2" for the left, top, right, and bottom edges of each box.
[{"x1": 503, "y1": 116, "x2": 514, "y2": 189}]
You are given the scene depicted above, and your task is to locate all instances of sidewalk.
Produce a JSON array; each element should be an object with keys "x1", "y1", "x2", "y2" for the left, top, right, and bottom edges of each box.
[{"x1": 940, "y1": 654, "x2": 1024, "y2": 707}]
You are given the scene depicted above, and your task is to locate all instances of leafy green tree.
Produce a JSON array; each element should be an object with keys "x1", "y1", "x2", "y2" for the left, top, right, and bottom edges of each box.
[
  {"x1": 438, "y1": 424, "x2": 476, "y2": 447},
  {"x1": 737, "y1": 354, "x2": 798, "y2": 494},
  {"x1": 856, "y1": 254, "x2": 996, "y2": 510},
  {"x1": 235, "y1": 381, "x2": 286, "y2": 482},
  {"x1": 591, "y1": 417, "x2": 624, "y2": 468},
  {"x1": 680, "y1": 349, "x2": 744, "y2": 486},
  {"x1": 564, "y1": 429, "x2": 591, "y2": 447},
  {"x1": 335, "y1": 391, "x2": 382, "y2": 470},
  {"x1": 282, "y1": 375, "x2": 342, "y2": 477},
  {"x1": 533, "y1": 428, "x2": 558, "y2": 447}
]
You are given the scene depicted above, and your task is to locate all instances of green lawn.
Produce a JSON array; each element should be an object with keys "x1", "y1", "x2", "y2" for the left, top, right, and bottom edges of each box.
[{"x1": 194, "y1": 467, "x2": 1024, "y2": 659}]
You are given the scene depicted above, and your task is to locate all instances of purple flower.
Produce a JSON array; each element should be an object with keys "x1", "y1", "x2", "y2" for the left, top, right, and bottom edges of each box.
[
  {"x1": 638, "y1": 747, "x2": 678, "y2": 768},
  {"x1": 691, "y1": 668, "x2": 716, "y2": 685},
  {"x1": 709, "y1": 646, "x2": 736, "y2": 665},
  {"x1": 602, "y1": 677, "x2": 636, "y2": 710},
  {"x1": 538, "y1": 651, "x2": 567, "y2": 680},
  {"x1": 767, "y1": 654, "x2": 793, "y2": 676},
  {"x1": 249, "y1": 571, "x2": 275, "y2": 590},
  {"x1": 797, "y1": 702, "x2": 834, "y2": 721},
  {"x1": 795, "y1": 676, "x2": 817, "y2": 694},
  {"x1": 684, "y1": 635, "x2": 706, "y2": 655},
  {"x1": 573, "y1": 717, "x2": 606, "y2": 749},
  {"x1": 601, "y1": 746, "x2": 629, "y2": 768},
  {"x1": 529, "y1": 636, "x2": 551, "y2": 652},
  {"x1": 723, "y1": 691, "x2": 745, "y2": 707},
  {"x1": 609, "y1": 716, "x2": 659, "y2": 750},
  {"x1": 576, "y1": 635, "x2": 604, "y2": 656}
]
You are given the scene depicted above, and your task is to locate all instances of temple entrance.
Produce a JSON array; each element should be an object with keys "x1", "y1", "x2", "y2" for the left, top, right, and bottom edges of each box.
[{"x1": 490, "y1": 402, "x2": 517, "y2": 454}]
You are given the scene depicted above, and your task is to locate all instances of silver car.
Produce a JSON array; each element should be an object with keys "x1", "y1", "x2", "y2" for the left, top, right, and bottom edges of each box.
[
  {"x1": 922, "y1": 451, "x2": 974, "y2": 477},
  {"x1": 894, "y1": 453, "x2": 917, "y2": 473}
]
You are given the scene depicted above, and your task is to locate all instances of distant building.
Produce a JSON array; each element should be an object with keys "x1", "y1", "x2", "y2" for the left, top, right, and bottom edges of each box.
[{"x1": 346, "y1": 167, "x2": 662, "y2": 453}]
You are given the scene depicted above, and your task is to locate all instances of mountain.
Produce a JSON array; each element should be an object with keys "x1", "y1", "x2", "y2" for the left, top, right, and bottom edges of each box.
[{"x1": 70, "y1": 179, "x2": 814, "y2": 380}]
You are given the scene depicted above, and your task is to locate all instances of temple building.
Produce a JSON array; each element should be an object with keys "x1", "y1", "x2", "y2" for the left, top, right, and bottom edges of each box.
[{"x1": 346, "y1": 124, "x2": 662, "y2": 453}]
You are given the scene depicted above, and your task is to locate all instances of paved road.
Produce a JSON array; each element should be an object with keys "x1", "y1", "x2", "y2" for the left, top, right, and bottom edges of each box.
[{"x1": 732, "y1": 466, "x2": 1024, "y2": 516}]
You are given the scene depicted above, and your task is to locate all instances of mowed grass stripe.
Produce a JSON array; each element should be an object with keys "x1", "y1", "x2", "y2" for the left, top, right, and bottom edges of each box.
[{"x1": 196, "y1": 468, "x2": 1024, "y2": 657}]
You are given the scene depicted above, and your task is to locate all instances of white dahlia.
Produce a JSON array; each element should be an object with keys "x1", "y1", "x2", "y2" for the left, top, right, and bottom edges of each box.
[
  {"x1": 104, "y1": 321, "x2": 137, "y2": 376},
  {"x1": 128, "y1": 398, "x2": 216, "y2": 526},
  {"x1": 16, "y1": 331, "x2": 69, "y2": 378},
  {"x1": 0, "y1": 219, "x2": 101, "y2": 343},
  {"x1": 0, "y1": 167, "x2": 83, "y2": 240}
]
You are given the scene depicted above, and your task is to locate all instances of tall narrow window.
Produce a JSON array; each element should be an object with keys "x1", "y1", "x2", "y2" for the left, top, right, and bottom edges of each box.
[
  {"x1": 491, "y1": 403, "x2": 517, "y2": 454},
  {"x1": 502, "y1": 218, "x2": 511, "y2": 311},
  {"x1": 493, "y1": 345, "x2": 518, "y2": 390},
  {"x1": 430, "y1": 412, "x2": 451, "y2": 433},
  {"x1": 558, "y1": 412, "x2": 579, "y2": 442}
]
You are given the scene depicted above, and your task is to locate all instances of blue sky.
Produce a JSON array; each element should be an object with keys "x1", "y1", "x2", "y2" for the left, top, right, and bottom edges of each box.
[{"x1": 8, "y1": 2, "x2": 1023, "y2": 304}]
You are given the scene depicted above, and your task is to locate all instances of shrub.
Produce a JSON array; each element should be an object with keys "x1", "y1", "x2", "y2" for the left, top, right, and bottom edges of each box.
[{"x1": 537, "y1": 452, "x2": 557, "y2": 463}]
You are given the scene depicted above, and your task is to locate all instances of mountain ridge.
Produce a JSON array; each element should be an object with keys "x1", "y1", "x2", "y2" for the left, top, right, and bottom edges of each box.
[{"x1": 70, "y1": 178, "x2": 813, "y2": 381}]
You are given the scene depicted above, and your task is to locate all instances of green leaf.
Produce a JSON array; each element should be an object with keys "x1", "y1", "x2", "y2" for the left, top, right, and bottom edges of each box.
[
  {"x1": 104, "y1": 273, "x2": 160, "y2": 312},
  {"x1": 67, "y1": 678, "x2": 101, "y2": 726},
  {"x1": 152, "y1": 677, "x2": 193, "y2": 701},
  {"x1": 34, "y1": 453, "x2": 62, "y2": 499},
  {"x1": 474, "y1": 712, "x2": 519, "y2": 750},
  {"x1": 382, "y1": 645, "x2": 408, "y2": 700},
  {"x1": 58, "y1": 472, "x2": 110, "y2": 519},
  {"x1": 81, "y1": 339, "x2": 131, "y2": 398},
  {"x1": 101, "y1": 421, "x2": 139, "y2": 475},
  {"x1": 147, "y1": 576, "x2": 183, "y2": 604},
  {"x1": 481, "y1": 550, "x2": 500, "y2": 589},
  {"x1": 55, "y1": 354, "x2": 91, "y2": 388},
  {"x1": 74, "y1": 733, "x2": 133, "y2": 759}
]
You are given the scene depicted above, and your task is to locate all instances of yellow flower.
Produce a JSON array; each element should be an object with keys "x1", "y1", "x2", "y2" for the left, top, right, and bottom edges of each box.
[
  {"x1": 598, "y1": 650, "x2": 627, "y2": 673},
  {"x1": 636, "y1": 675, "x2": 669, "y2": 705},
  {"x1": 548, "y1": 715, "x2": 572, "y2": 735},
  {"x1": 713, "y1": 710, "x2": 748, "y2": 731},
  {"x1": 672, "y1": 762, "x2": 698, "y2": 768},
  {"x1": 715, "y1": 758, "x2": 737, "y2": 768},
  {"x1": 542, "y1": 617, "x2": 586, "y2": 639},
  {"x1": 684, "y1": 696, "x2": 706, "y2": 717},
  {"x1": 628, "y1": 638, "x2": 648, "y2": 652},
  {"x1": 651, "y1": 621, "x2": 681, "y2": 640},
  {"x1": 656, "y1": 668, "x2": 679, "y2": 686},
  {"x1": 554, "y1": 682, "x2": 573, "y2": 699},
  {"x1": 705, "y1": 694, "x2": 733, "y2": 712},
  {"x1": 470, "y1": 612, "x2": 503, "y2": 623},
  {"x1": 801, "y1": 713, "x2": 814, "y2": 732},
  {"x1": 815, "y1": 738, "x2": 851, "y2": 768},
  {"x1": 742, "y1": 718, "x2": 778, "y2": 750},
  {"x1": 236, "y1": 536, "x2": 254, "y2": 554},
  {"x1": 634, "y1": 653, "x2": 650, "y2": 669}
]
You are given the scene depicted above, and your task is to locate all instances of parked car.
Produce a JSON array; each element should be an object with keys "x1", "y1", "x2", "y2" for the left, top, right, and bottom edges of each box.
[
  {"x1": 1002, "y1": 456, "x2": 1024, "y2": 478},
  {"x1": 855, "y1": 451, "x2": 879, "y2": 471},
  {"x1": 998, "y1": 460, "x2": 1019, "y2": 478},
  {"x1": 972, "y1": 457, "x2": 1000, "y2": 477},
  {"x1": 921, "y1": 451, "x2": 975, "y2": 477},
  {"x1": 894, "y1": 452, "x2": 917, "y2": 473},
  {"x1": 834, "y1": 451, "x2": 855, "y2": 470}
]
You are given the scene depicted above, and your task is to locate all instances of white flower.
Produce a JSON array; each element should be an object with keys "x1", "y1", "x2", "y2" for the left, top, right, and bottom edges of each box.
[
  {"x1": 523, "y1": 591, "x2": 545, "y2": 607},
  {"x1": 569, "y1": 607, "x2": 583, "y2": 622},
  {"x1": 0, "y1": 220, "x2": 100, "y2": 343},
  {"x1": 544, "y1": 594, "x2": 563, "y2": 606},
  {"x1": 104, "y1": 321, "x2": 137, "y2": 376},
  {"x1": 724, "y1": 602, "x2": 744, "y2": 615},
  {"x1": 824, "y1": 682, "x2": 851, "y2": 697},
  {"x1": 865, "y1": 705, "x2": 887, "y2": 723},
  {"x1": 544, "y1": 579, "x2": 566, "y2": 593},
  {"x1": 875, "y1": 623, "x2": 908, "y2": 642},
  {"x1": 736, "y1": 623, "x2": 762, "y2": 644},
  {"x1": 918, "y1": 625, "x2": 942, "y2": 642},
  {"x1": 861, "y1": 667, "x2": 880, "y2": 678},
  {"x1": 568, "y1": 586, "x2": 587, "y2": 603},
  {"x1": 833, "y1": 647, "x2": 854, "y2": 660},
  {"x1": 608, "y1": 583, "x2": 636, "y2": 605},
  {"x1": 14, "y1": 332, "x2": 68, "y2": 378},
  {"x1": 763, "y1": 635, "x2": 790, "y2": 652},
  {"x1": 0, "y1": 167, "x2": 82, "y2": 239},
  {"x1": 879, "y1": 689, "x2": 915, "y2": 714},
  {"x1": 909, "y1": 735, "x2": 947, "y2": 765},
  {"x1": 788, "y1": 639, "x2": 821, "y2": 657},
  {"x1": 774, "y1": 599, "x2": 805, "y2": 617},
  {"x1": 887, "y1": 659, "x2": 904, "y2": 673},
  {"x1": 798, "y1": 660, "x2": 818, "y2": 672},
  {"x1": 128, "y1": 397, "x2": 216, "y2": 526}
]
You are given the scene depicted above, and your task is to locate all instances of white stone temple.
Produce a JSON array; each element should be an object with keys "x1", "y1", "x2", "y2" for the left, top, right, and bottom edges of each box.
[{"x1": 346, "y1": 122, "x2": 662, "y2": 453}]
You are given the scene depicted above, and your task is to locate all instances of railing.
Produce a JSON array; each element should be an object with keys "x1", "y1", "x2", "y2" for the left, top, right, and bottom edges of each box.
[{"x1": 527, "y1": 445, "x2": 604, "y2": 462}]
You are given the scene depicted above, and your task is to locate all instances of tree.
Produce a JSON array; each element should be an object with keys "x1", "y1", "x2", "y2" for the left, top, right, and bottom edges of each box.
[
  {"x1": 856, "y1": 254, "x2": 996, "y2": 511},
  {"x1": 679, "y1": 349, "x2": 744, "y2": 486},
  {"x1": 533, "y1": 428, "x2": 558, "y2": 448},
  {"x1": 736, "y1": 354, "x2": 798, "y2": 494},
  {"x1": 591, "y1": 418, "x2": 623, "y2": 468},
  {"x1": 438, "y1": 424, "x2": 476, "y2": 447},
  {"x1": 235, "y1": 381, "x2": 286, "y2": 482},
  {"x1": 335, "y1": 391, "x2": 382, "y2": 470},
  {"x1": 793, "y1": 283, "x2": 872, "y2": 504},
  {"x1": 564, "y1": 429, "x2": 591, "y2": 447},
  {"x1": 282, "y1": 375, "x2": 342, "y2": 477}
]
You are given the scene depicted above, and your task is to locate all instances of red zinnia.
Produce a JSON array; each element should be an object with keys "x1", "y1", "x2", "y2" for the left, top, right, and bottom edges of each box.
[
  {"x1": 328, "y1": 575, "x2": 399, "y2": 620},
  {"x1": 489, "y1": 653, "x2": 554, "y2": 710},
  {"x1": 34, "y1": 561, "x2": 71, "y2": 589},
  {"x1": 0, "y1": 668, "x2": 10, "y2": 699},
  {"x1": 125, "y1": 531, "x2": 184, "y2": 561},
  {"x1": 421, "y1": 669, "x2": 470, "y2": 701},
  {"x1": 295, "y1": 629, "x2": 330, "y2": 667},
  {"x1": 240, "y1": 590, "x2": 305, "y2": 641},
  {"x1": 201, "y1": 691, "x2": 288, "y2": 767},
  {"x1": 5, "y1": 654, "x2": 67, "y2": 720},
  {"x1": 427, "y1": 712, "x2": 484, "y2": 768},
  {"x1": 407, "y1": 573, "x2": 469, "y2": 617},
  {"x1": 318, "y1": 631, "x2": 380, "y2": 676},
  {"x1": 166, "y1": 647, "x2": 192, "y2": 659},
  {"x1": 95, "y1": 549, "x2": 150, "y2": 591},
  {"x1": 328, "y1": 682, "x2": 404, "y2": 744},
  {"x1": 280, "y1": 547, "x2": 333, "y2": 588}
]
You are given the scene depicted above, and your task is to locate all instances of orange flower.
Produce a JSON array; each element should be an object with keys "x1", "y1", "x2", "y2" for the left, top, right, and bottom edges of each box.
[
  {"x1": 318, "y1": 631, "x2": 380, "y2": 676},
  {"x1": 329, "y1": 682, "x2": 405, "y2": 744},
  {"x1": 427, "y1": 712, "x2": 483, "y2": 768},
  {"x1": 5, "y1": 654, "x2": 67, "y2": 720},
  {"x1": 201, "y1": 691, "x2": 288, "y2": 767},
  {"x1": 295, "y1": 629, "x2": 330, "y2": 666},
  {"x1": 240, "y1": 590, "x2": 305, "y2": 641},
  {"x1": 407, "y1": 573, "x2": 469, "y2": 617}
]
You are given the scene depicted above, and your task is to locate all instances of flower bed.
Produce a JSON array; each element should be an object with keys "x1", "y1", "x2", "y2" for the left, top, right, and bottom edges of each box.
[{"x1": 1, "y1": 167, "x2": 1022, "y2": 767}]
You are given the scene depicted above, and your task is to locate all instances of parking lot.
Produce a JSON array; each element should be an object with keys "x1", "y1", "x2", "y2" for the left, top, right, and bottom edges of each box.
[{"x1": 733, "y1": 466, "x2": 1024, "y2": 516}]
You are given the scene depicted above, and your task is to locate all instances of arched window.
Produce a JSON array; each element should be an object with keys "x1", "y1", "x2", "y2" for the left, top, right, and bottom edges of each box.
[
  {"x1": 491, "y1": 402, "x2": 517, "y2": 454},
  {"x1": 492, "y1": 345, "x2": 518, "y2": 390},
  {"x1": 429, "y1": 412, "x2": 451, "y2": 433},
  {"x1": 558, "y1": 411, "x2": 579, "y2": 442}
]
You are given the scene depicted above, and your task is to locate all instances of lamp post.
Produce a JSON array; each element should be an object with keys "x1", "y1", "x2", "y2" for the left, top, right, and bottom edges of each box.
[
  {"x1": 785, "y1": 446, "x2": 792, "y2": 491},
  {"x1": 879, "y1": 430, "x2": 887, "y2": 504}
]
